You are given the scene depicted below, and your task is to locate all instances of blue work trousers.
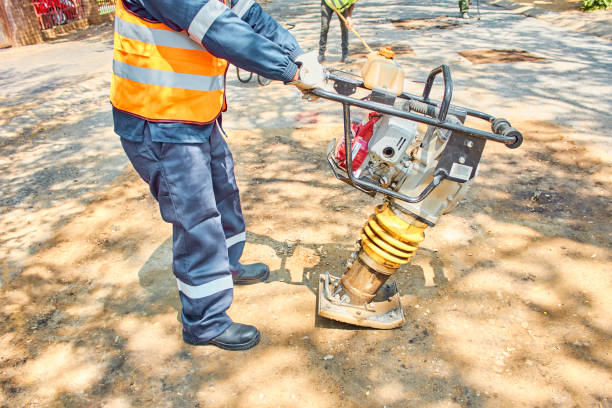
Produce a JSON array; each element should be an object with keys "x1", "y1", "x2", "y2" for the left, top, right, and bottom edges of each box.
[{"x1": 121, "y1": 123, "x2": 246, "y2": 342}]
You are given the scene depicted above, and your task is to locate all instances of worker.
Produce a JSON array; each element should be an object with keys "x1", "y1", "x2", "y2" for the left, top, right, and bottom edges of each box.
[
  {"x1": 459, "y1": 0, "x2": 471, "y2": 18},
  {"x1": 111, "y1": 0, "x2": 324, "y2": 350},
  {"x1": 319, "y1": 0, "x2": 357, "y2": 63}
]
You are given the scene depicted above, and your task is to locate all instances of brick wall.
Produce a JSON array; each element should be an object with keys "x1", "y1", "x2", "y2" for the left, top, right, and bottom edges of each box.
[
  {"x1": 0, "y1": 0, "x2": 113, "y2": 47},
  {"x1": 83, "y1": 0, "x2": 111, "y2": 25},
  {"x1": 1, "y1": 0, "x2": 44, "y2": 46}
]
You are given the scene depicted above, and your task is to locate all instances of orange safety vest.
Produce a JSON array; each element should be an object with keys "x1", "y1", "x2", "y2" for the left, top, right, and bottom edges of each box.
[{"x1": 110, "y1": 0, "x2": 228, "y2": 124}]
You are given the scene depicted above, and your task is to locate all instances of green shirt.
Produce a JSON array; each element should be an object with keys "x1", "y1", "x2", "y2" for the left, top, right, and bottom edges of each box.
[{"x1": 324, "y1": 0, "x2": 356, "y2": 13}]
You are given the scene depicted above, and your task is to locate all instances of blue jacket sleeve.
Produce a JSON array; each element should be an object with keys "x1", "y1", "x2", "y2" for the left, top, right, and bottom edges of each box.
[
  {"x1": 124, "y1": 0, "x2": 299, "y2": 82},
  {"x1": 230, "y1": 0, "x2": 304, "y2": 61}
]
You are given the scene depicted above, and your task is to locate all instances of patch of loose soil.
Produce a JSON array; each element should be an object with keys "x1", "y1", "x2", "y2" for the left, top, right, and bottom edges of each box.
[
  {"x1": 1, "y1": 118, "x2": 610, "y2": 407},
  {"x1": 391, "y1": 17, "x2": 463, "y2": 31},
  {"x1": 458, "y1": 49, "x2": 546, "y2": 64},
  {"x1": 510, "y1": 0, "x2": 583, "y2": 12}
]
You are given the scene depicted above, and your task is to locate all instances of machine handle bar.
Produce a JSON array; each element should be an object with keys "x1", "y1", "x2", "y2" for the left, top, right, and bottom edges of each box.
[
  {"x1": 323, "y1": 71, "x2": 523, "y2": 148},
  {"x1": 309, "y1": 87, "x2": 522, "y2": 147}
]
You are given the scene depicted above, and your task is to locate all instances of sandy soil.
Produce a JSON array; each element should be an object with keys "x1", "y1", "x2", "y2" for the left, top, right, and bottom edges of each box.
[{"x1": 1, "y1": 116, "x2": 610, "y2": 407}]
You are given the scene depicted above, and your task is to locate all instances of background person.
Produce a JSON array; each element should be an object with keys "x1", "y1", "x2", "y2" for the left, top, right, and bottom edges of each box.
[
  {"x1": 319, "y1": 0, "x2": 357, "y2": 63},
  {"x1": 459, "y1": 0, "x2": 471, "y2": 18}
]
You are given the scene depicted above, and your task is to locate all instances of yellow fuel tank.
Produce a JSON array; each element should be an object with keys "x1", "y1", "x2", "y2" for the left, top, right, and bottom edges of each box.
[{"x1": 361, "y1": 47, "x2": 405, "y2": 96}]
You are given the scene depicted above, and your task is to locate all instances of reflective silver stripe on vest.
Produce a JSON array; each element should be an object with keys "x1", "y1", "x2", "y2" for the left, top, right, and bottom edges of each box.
[
  {"x1": 188, "y1": 0, "x2": 227, "y2": 42},
  {"x1": 113, "y1": 60, "x2": 225, "y2": 91},
  {"x1": 226, "y1": 231, "x2": 246, "y2": 249},
  {"x1": 115, "y1": 16, "x2": 204, "y2": 51},
  {"x1": 176, "y1": 275, "x2": 233, "y2": 299},
  {"x1": 231, "y1": 0, "x2": 254, "y2": 18}
]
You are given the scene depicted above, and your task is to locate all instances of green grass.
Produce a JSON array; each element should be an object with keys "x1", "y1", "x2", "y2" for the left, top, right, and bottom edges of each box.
[{"x1": 581, "y1": 0, "x2": 610, "y2": 10}]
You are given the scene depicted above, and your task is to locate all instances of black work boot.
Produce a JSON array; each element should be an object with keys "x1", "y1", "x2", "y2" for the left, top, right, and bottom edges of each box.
[
  {"x1": 231, "y1": 263, "x2": 270, "y2": 285},
  {"x1": 184, "y1": 323, "x2": 260, "y2": 350},
  {"x1": 341, "y1": 54, "x2": 353, "y2": 63}
]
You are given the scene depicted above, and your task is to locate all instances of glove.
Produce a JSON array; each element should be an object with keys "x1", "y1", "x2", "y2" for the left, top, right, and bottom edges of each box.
[{"x1": 289, "y1": 51, "x2": 326, "y2": 100}]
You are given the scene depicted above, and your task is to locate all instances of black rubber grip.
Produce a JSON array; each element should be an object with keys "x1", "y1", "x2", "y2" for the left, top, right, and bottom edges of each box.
[{"x1": 492, "y1": 118, "x2": 523, "y2": 149}]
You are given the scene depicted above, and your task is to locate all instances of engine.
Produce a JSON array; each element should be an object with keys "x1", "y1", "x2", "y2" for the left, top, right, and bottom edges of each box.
[{"x1": 333, "y1": 109, "x2": 472, "y2": 226}]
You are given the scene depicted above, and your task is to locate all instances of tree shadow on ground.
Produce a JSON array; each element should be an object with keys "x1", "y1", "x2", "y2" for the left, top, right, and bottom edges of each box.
[{"x1": 3, "y1": 115, "x2": 609, "y2": 407}]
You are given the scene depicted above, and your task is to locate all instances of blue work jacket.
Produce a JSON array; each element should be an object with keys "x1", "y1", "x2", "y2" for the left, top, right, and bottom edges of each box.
[{"x1": 113, "y1": 0, "x2": 303, "y2": 143}]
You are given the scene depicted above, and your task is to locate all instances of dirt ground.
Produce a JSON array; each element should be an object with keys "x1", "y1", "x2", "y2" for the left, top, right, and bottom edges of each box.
[
  {"x1": 499, "y1": 0, "x2": 583, "y2": 12},
  {"x1": 1, "y1": 116, "x2": 611, "y2": 407},
  {"x1": 1, "y1": 1, "x2": 612, "y2": 407}
]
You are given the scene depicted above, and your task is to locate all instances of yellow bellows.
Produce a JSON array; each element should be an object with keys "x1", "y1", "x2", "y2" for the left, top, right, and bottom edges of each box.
[{"x1": 360, "y1": 204, "x2": 426, "y2": 269}]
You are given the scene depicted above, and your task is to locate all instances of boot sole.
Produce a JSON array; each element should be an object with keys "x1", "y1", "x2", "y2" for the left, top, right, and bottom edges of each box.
[{"x1": 233, "y1": 268, "x2": 270, "y2": 285}]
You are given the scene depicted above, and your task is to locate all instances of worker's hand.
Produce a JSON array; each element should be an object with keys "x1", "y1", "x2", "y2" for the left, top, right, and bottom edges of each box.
[
  {"x1": 345, "y1": 17, "x2": 353, "y2": 30},
  {"x1": 289, "y1": 51, "x2": 326, "y2": 100}
]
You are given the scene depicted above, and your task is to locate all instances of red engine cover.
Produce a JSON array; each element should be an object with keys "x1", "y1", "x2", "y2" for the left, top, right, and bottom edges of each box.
[{"x1": 334, "y1": 112, "x2": 382, "y2": 171}]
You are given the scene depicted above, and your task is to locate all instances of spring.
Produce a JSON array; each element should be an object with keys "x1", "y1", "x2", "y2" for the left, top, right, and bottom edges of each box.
[{"x1": 359, "y1": 204, "x2": 426, "y2": 269}]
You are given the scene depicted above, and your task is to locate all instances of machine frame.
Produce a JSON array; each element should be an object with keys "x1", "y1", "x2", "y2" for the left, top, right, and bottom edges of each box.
[{"x1": 310, "y1": 66, "x2": 522, "y2": 204}]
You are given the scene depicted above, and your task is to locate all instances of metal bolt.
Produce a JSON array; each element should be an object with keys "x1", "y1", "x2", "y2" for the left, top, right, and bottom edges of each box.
[
  {"x1": 465, "y1": 140, "x2": 474, "y2": 148},
  {"x1": 459, "y1": 156, "x2": 466, "y2": 164}
]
